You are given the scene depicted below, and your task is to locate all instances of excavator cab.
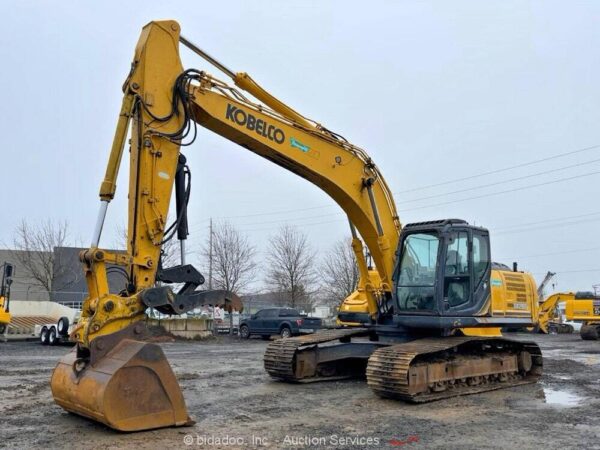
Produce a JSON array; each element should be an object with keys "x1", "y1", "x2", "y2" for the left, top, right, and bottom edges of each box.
[{"x1": 393, "y1": 219, "x2": 492, "y2": 328}]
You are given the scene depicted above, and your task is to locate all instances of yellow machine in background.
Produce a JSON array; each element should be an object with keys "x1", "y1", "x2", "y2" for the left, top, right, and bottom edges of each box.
[
  {"x1": 564, "y1": 292, "x2": 600, "y2": 339},
  {"x1": 337, "y1": 269, "x2": 382, "y2": 326},
  {"x1": 0, "y1": 263, "x2": 14, "y2": 335},
  {"x1": 537, "y1": 292, "x2": 574, "y2": 334},
  {"x1": 536, "y1": 291, "x2": 600, "y2": 338}
]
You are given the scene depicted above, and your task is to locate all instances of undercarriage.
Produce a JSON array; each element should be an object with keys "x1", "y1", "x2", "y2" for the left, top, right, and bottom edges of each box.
[{"x1": 264, "y1": 330, "x2": 543, "y2": 403}]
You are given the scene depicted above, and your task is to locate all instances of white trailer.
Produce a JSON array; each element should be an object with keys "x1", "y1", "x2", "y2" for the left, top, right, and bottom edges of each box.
[{"x1": 35, "y1": 314, "x2": 79, "y2": 345}]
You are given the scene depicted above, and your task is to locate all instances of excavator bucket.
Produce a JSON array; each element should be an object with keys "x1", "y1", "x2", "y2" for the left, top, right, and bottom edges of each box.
[{"x1": 51, "y1": 339, "x2": 193, "y2": 432}]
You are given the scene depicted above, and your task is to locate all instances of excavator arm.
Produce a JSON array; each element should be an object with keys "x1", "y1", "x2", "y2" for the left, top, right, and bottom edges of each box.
[
  {"x1": 537, "y1": 292, "x2": 564, "y2": 334},
  {"x1": 51, "y1": 20, "x2": 400, "y2": 431},
  {"x1": 185, "y1": 54, "x2": 402, "y2": 319}
]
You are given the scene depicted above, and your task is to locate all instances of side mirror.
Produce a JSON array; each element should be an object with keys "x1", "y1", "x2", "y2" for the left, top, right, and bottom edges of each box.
[{"x1": 251, "y1": 314, "x2": 257, "y2": 320}]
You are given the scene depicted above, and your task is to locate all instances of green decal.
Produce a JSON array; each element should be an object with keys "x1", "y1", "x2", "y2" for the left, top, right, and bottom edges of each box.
[{"x1": 290, "y1": 137, "x2": 310, "y2": 153}]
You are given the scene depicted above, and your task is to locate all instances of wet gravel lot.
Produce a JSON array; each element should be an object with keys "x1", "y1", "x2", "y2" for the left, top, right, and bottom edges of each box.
[{"x1": 1, "y1": 333, "x2": 599, "y2": 449}]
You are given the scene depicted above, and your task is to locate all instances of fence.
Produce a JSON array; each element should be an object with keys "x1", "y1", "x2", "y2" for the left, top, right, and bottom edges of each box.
[{"x1": 9, "y1": 288, "x2": 88, "y2": 304}]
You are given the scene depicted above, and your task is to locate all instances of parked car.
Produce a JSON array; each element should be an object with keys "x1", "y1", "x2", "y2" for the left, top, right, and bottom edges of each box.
[{"x1": 239, "y1": 308, "x2": 322, "y2": 339}]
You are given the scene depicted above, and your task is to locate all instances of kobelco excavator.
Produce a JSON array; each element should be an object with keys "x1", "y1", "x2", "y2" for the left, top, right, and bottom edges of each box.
[{"x1": 51, "y1": 20, "x2": 542, "y2": 432}]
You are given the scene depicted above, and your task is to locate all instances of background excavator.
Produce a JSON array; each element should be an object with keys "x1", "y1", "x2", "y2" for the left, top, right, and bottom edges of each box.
[
  {"x1": 0, "y1": 263, "x2": 14, "y2": 335},
  {"x1": 531, "y1": 272, "x2": 600, "y2": 336},
  {"x1": 565, "y1": 291, "x2": 600, "y2": 339},
  {"x1": 538, "y1": 291, "x2": 600, "y2": 339},
  {"x1": 51, "y1": 20, "x2": 542, "y2": 432}
]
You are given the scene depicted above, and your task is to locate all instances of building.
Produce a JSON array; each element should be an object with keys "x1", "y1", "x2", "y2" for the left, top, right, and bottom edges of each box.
[
  {"x1": 0, "y1": 246, "x2": 123, "y2": 305},
  {"x1": 0, "y1": 249, "x2": 50, "y2": 301}
]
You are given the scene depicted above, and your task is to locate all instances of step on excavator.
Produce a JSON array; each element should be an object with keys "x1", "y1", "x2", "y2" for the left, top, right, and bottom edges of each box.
[{"x1": 51, "y1": 20, "x2": 543, "y2": 432}]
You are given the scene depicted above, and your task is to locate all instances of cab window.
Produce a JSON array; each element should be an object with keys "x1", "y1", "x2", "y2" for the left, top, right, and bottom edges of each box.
[
  {"x1": 396, "y1": 233, "x2": 440, "y2": 311},
  {"x1": 444, "y1": 231, "x2": 470, "y2": 307},
  {"x1": 472, "y1": 234, "x2": 489, "y2": 288}
]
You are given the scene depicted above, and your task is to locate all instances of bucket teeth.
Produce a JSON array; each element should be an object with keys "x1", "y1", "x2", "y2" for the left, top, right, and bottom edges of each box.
[{"x1": 51, "y1": 339, "x2": 193, "y2": 432}]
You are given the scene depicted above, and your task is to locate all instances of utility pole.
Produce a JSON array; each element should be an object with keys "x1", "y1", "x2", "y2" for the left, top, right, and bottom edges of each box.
[
  {"x1": 208, "y1": 218, "x2": 213, "y2": 290},
  {"x1": 209, "y1": 218, "x2": 216, "y2": 335}
]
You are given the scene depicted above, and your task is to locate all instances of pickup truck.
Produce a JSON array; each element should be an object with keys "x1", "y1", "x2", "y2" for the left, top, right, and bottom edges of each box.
[{"x1": 239, "y1": 308, "x2": 322, "y2": 339}]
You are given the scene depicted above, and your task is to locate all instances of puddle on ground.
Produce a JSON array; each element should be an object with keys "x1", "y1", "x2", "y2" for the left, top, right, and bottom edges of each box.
[
  {"x1": 543, "y1": 388, "x2": 582, "y2": 407},
  {"x1": 541, "y1": 349, "x2": 600, "y2": 366},
  {"x1": 549, "y1": 374, "x2": 573, "y2": 381},
  {"x1": 578, "y1": 354, "x2": 600, "y2": 366}
]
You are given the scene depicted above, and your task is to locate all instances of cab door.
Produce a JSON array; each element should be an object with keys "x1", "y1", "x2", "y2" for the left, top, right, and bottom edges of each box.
[
  {"x1": 470, "y1": 231, "x2": 492, "y2": 315},
  {"x1": 442, "y1": 229, "x2": 491, "y2": 316}
]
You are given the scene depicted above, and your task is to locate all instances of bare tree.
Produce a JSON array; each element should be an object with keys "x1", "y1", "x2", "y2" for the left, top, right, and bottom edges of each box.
[
  {"x1": 265, "y1": 225, "x2": 317, "y2": 311},
  {"x1": 11, "y1": 219, "x2": 78, "y2": 300},
  {"x1": 202, "y1": 221, "x2": 257, "y2": 294},
  {"x1": 321, "y1": 238, "x2": 359, "y2": 306}
]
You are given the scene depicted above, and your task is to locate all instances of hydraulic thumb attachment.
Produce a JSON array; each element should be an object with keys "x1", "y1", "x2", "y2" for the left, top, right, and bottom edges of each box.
[{"x1": 142, "y1": 287, "x2": 244, "y2": 315}]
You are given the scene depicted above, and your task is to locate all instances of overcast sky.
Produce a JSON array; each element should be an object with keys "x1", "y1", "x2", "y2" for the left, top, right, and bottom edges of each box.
[{"x1": 1, "y1": 1, "x2": 599, "y2": 293}]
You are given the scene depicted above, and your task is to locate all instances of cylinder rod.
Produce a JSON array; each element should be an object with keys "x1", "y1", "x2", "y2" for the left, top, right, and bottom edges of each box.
[
  {"x1": 179, "y1": 35, "x2": 236, "y2": 79},
  {"x1": 348, "y1": 217, "x2": 358, "y2": 240},
  {"x1": 364, "y1": 179, "x2": 384, "y2": 236},
  {"x1": 180, "y1": 240, "x2": 186, "y2": 266},
  {"x1": 91, "y1": 201, "x2": 109, "y2": 247}
]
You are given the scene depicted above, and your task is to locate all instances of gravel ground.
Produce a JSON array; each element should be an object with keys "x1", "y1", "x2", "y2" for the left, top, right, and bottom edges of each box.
[{"x1": 1, "y1": 333, "x2": 600, "y2": 449}]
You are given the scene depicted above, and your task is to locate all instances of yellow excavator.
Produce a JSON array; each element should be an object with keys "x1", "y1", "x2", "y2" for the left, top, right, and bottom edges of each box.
[
  {"x1": 566, "y1": 291, "x2": 600, "y2": 339},
  {"x1": 0, "y1": 263, "x2": 13, "y2": 335},
  {"x1": 537, "y1": 291, "x2": 573, "y2": 334},
  {"x1": 51, "y1": 20, "x2": 543, "y2": 432},
  {"x1": 538, "y1": 291, "x2": 600, "y2": 339}
]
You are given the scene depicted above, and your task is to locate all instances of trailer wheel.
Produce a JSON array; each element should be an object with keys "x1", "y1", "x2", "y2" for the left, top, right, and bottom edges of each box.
[
  {"x1": 57, "y1": 317, "x2": 70, "y2": 336},
  {"x1": 40, "y1": 326, "x2": 49, "y2": 345},
  {"x1": 48, "y1": 327, "x2": 57, "y2": 346}
]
